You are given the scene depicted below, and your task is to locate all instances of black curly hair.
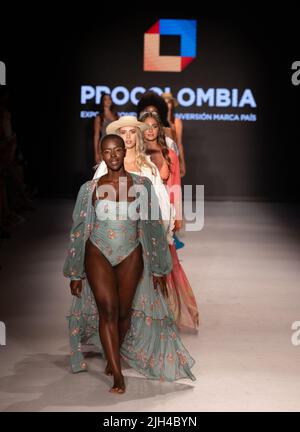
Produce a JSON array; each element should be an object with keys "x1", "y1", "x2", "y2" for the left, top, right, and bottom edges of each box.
[{"x1": 136, "y1": 91, "x2": 170, "y2": 127}]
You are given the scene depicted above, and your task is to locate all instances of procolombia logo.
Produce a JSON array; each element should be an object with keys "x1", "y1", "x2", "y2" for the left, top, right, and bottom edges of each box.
[
  {"x1": 144, "y1": 19, "x2": 197, "y2": 72},
  {"x1": 80, "y1": 85, "x2": 257, "y2": 122}
]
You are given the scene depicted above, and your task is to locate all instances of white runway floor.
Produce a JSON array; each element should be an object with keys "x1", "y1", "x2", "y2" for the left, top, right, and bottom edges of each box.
[{"x1": 0, "y1": 199, "x2": 300, "y2": 412}]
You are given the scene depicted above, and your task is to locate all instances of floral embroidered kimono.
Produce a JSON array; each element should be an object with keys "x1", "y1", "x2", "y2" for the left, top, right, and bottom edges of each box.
[{"x1": 63, "y1": 173, "x2": 196, "y2": 382}]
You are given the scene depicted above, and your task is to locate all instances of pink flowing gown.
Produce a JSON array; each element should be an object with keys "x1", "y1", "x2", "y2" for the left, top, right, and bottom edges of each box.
[{"x1": 164, "y1": 149, "x2": 199, "y2": 331}]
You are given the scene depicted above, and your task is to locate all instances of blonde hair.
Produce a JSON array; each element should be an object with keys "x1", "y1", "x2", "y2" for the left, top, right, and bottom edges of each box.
[{"x1": 116, "y1": 127, "x2": 157, "y2": 176}]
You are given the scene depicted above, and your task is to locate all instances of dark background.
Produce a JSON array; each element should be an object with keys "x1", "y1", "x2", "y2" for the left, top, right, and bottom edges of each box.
[{"x1": 1, "y1": 10, "x2": 300, "y2": 201}]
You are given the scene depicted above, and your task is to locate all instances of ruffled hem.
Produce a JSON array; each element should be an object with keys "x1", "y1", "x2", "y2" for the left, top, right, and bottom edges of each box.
[
  {"x1": 67, "y1": 307, "x2": 196, "y2": 381},
  {"x1": 120, "y1": 309, "x2": 196, "y2": 381}
]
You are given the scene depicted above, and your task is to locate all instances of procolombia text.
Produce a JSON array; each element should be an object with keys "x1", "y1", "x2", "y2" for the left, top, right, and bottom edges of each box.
[{"x1": 80, "y1": 111, "x2": 257, "y2": 122}]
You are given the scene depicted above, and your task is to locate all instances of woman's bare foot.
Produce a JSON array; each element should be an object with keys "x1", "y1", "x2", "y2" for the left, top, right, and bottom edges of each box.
[
  {"x1": 109, "y1": 374, "x2": 126, "y2": 394},
  {"x1": 104, "y1": 362, "x2": 113, "y2": 376}
]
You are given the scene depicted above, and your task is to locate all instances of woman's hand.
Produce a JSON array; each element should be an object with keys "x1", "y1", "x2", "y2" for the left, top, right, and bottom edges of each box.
[
  {"x1": 180, "y1": 161, "x2": 186, "y2": 177},
  {"x1": 70, "y1": 280, "x2": 82, "y2": 298},
  {"x1": 173, "y1": 220, "x2": 183, "y2": 232},
  {"x1": 152, "y1": 275, "x2": 168, "y2": 298}
]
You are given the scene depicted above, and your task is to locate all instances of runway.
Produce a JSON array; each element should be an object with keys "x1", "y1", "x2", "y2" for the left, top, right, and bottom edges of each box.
[{"x1": 0, "y1": 199, "x2": 300, "y2": 412}]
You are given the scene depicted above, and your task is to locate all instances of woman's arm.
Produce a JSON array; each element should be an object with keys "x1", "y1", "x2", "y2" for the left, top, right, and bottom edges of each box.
[
  {"x1": 163, "y1": 126, "x2": 174, "y2": 141},
  {"x1": 168, "y1": 149, "x2": 183, "y2": 231},
  {"x1": 175, "y1": 117, "x2": 186, "y2": 177},
  {"x1": 93, "y1": 115, "x2": 102, "y2": 164},
  {"x1": 63, "y1": 183, "x2": 89, "y2": 281}
]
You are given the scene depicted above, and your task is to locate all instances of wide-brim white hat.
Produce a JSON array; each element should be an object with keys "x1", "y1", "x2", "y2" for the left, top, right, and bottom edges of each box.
[{"x1": 106, "y1": 115, "x2": 149, "y2": 134}]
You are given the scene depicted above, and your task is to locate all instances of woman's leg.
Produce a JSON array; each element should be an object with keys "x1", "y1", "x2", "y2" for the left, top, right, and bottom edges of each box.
[
  {"x1": 115, "y1": 243, "x2": 144, "y2": 345},
  {"x1": 104, "y1": 243, "x2": 144, "y2": 377},
  {"x1": 84, "y1": 238, "x2": 124, "y2": 393}
]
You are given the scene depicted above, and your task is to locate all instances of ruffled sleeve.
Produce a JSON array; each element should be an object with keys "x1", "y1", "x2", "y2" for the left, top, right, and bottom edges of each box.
[{"x1": 63, "y1": 182, "x2": 90, "y2": 280}]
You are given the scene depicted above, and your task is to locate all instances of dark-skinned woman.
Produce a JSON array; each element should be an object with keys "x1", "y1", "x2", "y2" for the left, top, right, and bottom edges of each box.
[{"x1": 63, "y1": 134, "x2": 196, "y2": 394}]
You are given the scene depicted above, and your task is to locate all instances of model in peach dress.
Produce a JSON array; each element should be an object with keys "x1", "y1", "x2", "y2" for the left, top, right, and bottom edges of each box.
[{"x1": 140, "y1": 111, "x2": 199, "y2": 331}]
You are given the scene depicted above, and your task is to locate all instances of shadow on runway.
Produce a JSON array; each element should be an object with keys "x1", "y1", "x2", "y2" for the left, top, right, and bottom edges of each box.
[{"x1": 0, "y1": 352, "x2": 195, "y2": 412}]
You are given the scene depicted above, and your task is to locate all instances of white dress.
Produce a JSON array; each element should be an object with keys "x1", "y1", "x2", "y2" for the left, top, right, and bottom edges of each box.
[
  {"x1": 166, "y1": 136, "x2": 179, "y2": 156},
  {"x1": 93, "y1": 157, "x2": 175, "y2": 244}
]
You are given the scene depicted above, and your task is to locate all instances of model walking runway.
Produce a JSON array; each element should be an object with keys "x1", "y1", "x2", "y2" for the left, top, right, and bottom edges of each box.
[{"x1": 1, "y1": 200, "x2": 300, "y2": 411}]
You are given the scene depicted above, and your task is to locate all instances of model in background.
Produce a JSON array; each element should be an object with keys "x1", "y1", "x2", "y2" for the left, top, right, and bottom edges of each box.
[
  {"x1": 136, "y1": 91, "x2": 179, "y2": 155},
  {"x1": 93, "y1": 94, "x2": 118, "y2": 164},
  {"x1": 162, "y1": 92, "x2": 186, "y2": 178},
  {"x1": 140, "y1": 111, "x2": 199, "y2": 331}
]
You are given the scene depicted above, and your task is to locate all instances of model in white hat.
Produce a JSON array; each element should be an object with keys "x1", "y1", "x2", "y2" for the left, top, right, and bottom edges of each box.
[
  {"x1": 161, "y1": 92, "x2": 186, "y2": 178},
  {"x1": 93, "y1": 116, "x2": 175, "y2": 242}
]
